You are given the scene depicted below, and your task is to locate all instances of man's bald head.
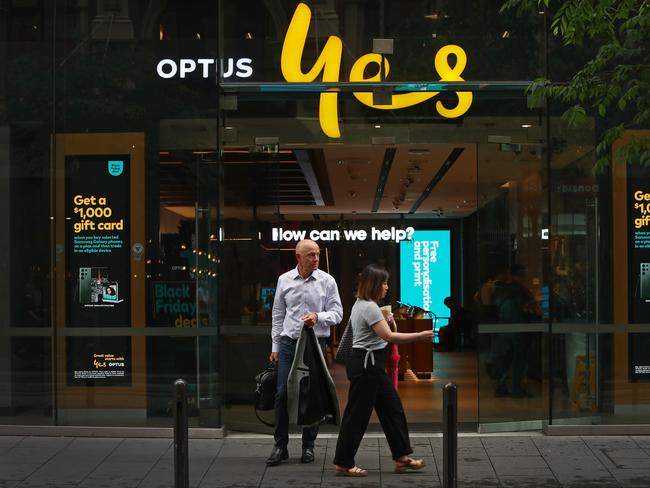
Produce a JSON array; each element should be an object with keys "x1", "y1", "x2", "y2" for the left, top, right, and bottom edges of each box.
[{"x1": 296, "y1": 239, "x2": 320, "y2": 278}]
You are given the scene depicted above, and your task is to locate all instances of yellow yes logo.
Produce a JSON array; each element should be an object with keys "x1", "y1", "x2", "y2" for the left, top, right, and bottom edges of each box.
[{"x1": 281, "y1": 3, "x2": 473, "y2": 138}]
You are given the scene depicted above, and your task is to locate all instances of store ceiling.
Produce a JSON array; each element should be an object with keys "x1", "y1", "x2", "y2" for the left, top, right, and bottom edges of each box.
[
  {"x1": 160, "y1": 116, "x2": 595, "y2": 221},
  {"x1": 266, "y1": 143, "x2": 479, "y2": 218}
]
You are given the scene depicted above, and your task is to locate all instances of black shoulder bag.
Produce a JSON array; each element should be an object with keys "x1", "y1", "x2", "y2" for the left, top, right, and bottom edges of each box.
[{"x1": 254, "y1": 362, "x2": 277, "y2": 427}]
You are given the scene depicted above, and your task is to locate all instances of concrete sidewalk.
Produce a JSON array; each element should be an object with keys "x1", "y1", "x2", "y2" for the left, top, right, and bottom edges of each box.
[{"x1": 1, "y1": 433, "x2": 650, "y2": 487}]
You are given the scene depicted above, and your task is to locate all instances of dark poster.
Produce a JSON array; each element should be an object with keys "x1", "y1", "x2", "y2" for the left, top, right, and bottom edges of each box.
[
  {"x1": 66, "y1": 336, "x2": 131, "y2": 386},
  {"x1": 65, "y1": 155, "x2": 131, "y2": 386},
  {"x1": 627, "y1": 163, "x2": 650, "y2": 381}
]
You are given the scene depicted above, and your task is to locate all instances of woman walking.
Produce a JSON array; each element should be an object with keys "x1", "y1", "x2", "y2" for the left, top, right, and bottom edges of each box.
[{"x1": 334, "y1": 264, "x2": 434, "y2": 477}]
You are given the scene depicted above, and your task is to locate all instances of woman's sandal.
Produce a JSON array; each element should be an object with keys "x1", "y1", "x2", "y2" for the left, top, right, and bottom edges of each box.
[
  {"x1": 335, "y1": 466, "x2": 369, "y2": 477},
  {"x1": 395, "y1": 457, "x2": 425, "y2": 473}
]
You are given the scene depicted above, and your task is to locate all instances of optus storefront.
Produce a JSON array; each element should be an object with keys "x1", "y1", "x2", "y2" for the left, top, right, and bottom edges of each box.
[{"x1": 0, "y1": 0, "x2": 648, "y2": 435}]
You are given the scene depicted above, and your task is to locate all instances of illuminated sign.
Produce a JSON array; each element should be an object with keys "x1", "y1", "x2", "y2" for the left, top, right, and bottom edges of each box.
[
  {"x1": 399, "y1": 230, "x2": 451, "y2": 319},
  {"x1": 156, "y1": 57, "x2": 253, "y2": 79},
  {"x1": 271, "y1": 225, "x2": 415, "y2": 243},
  {"x1": 67, "y1": 339, "x2": 131, "y2": 386},
  {"x1": 65, "y1": 155, "x2": 131, "y2": 386},
  {"x1": 281, "y1": 3, "x2": 473, "y2": 138},
  {"x1": 66, "y1": 155, "x2": 130, "y2": 324},
  {"x1": 627, "y1": 166, "x2": 650, "y2": 381}
]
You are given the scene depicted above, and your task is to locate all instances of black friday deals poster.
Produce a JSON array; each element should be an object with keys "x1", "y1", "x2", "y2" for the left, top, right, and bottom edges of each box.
[
  {"x1": 627, "y1": 162, "x2": 650, "y2": 382},
  {"x1": 65, "y1": 155, "x2": 131, "y2": 386}
]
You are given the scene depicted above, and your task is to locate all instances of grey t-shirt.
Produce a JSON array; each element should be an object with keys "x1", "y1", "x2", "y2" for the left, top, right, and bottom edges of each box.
[{"x1": 351, "y1": 298, "x2": 388, "y2": 350}]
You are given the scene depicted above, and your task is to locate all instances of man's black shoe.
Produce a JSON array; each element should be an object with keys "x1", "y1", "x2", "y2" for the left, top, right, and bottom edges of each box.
[
  {"x1": 301, "y1": 447, "x2": 315, "y2": 464},
  {"x1": 266, "y1": 447, "x2": 289, "y2": 466}
]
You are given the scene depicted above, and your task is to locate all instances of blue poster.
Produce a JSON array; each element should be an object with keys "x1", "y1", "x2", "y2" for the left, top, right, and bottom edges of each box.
[{"x1": 399, "y1": 230, "x2": 451, "y2": 321}]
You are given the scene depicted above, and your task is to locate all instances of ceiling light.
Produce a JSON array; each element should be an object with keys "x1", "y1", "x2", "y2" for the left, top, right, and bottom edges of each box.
[
  {"x1": 245, "y1": 32, "x2": 253, "y2": 39},
  {"x1": 521, "y1": 124, "x2": 532, "y2": 128},
  {"x1": 502, "y1": 30, "x2": 510, "y2": 38},
  {"x1": 424, "y1": 13, "x2": 439, "y2": 20},
  {"x1": 375, "y1": 124, "x2": 381, "y2": 129}
]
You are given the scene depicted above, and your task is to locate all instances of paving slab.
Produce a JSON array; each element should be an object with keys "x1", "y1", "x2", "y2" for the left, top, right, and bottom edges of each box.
[
  {"x1": 480, "y1": 436, "x2": 541, "y2": 457},
  {"x1": 498, "y1": 475, "x2": 561, "y2": 487},
  {"x1": 0, "y1": 435, "x2": 73, "y2": 481},
  {"x1": 198, "y1": 457, "x2": 266, "y2": 488},
  {"x1": 17, "y1": 438, "x2": 122, "y2": 487},
  {"x1": 77, "y1": 439, "x2": 172, "y2": 488},
  {"x1": 0, "y1": 437, "x2": 23, "y2": 452}
]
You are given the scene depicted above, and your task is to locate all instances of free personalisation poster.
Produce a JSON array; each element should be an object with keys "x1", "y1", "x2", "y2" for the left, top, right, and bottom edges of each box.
[{"x1": 399, "y1": 230, "x2": 451, "y2": 321}]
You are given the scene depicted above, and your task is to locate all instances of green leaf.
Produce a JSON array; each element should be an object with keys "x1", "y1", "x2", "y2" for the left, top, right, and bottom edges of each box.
[{"x1": 563, "y1": 105, "x2": 587, "y2": 126}]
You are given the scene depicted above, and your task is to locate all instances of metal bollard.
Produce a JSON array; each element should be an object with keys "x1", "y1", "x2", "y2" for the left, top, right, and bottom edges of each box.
[
  {"x1": 443, "y1": 382, "x2": 458, "y2": 488},
  {"x1": 174, "y1": 379, "x2": 189, "y2": 488}
]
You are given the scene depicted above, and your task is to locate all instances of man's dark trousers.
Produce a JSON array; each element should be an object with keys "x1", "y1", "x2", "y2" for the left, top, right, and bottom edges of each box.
[{"x1": 274, "y1": 335, "x2": 327, "y2": 450}]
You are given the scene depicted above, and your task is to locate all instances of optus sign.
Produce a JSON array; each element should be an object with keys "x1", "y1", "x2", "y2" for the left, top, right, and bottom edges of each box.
[{"x1": 282, "y1": 3, "x2": 473, "y2": 138}]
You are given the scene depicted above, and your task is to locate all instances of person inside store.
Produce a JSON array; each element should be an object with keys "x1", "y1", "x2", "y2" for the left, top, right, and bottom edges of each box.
[
  {"x1": 439, "y1": 296, "x2": 475, "y2": 351},
  {"x1": 266, "y1": 239, "x2": 343, "y2": 467},
  {"x1": 473, "y1": 274, "x2": 498, "y2": 323},
  {"x1": 333, "y1": 264, "x2": 433, "y2": 477},
  {"x1": 492, "y1": 264, "x2": 536, "y2": 398}
]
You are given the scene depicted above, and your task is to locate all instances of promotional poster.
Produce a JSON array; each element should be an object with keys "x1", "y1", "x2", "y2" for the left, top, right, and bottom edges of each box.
[
  {"x1": 399, "y1": 229, "x2": 451, "y2": 322},
  {"x1": 66, "y1": 337, "x2": 131, "y2": 387},
  {"x1": 65, "y1": 155, "x2": 132, "y2": 386},
  {"x1": 627, "y1": 163, "x2": 650, "y2": 382}
]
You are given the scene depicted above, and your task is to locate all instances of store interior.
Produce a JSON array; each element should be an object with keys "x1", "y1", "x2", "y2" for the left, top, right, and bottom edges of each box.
[{"x1": 156, "y1": 104, "x2": 596, "y2": 431}]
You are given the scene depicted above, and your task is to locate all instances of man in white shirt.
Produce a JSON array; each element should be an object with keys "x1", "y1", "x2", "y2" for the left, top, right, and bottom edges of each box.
[{"x1": 266, "y1": 239, "x2": 343, "y2": 466}]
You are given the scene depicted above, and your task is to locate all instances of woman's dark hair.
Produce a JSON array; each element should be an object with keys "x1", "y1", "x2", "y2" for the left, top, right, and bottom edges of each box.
[{"x1": 356, "y1": 264, "x2": 389, "y2": 303}]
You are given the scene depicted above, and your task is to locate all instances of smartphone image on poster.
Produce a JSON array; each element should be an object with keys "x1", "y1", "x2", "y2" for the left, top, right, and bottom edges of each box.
[
  {"x1": 102, "y1": 282, "x2": 119, "y2": 302},
  {"x1": 79, "y1": 267, "x2": 92, "y2": 303},
  {"x1": 641, "y1": 263, "x2": 650, "y2": 300}
]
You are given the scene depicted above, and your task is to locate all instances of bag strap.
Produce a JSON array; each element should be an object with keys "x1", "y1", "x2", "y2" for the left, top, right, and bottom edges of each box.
[{"x1": 254, "y1": 404, "x2": 275, "y2": 428}]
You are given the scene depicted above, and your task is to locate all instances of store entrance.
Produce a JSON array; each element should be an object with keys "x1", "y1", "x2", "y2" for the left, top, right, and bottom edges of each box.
[
  {"x1": 219, "y1": 140, "x2": 480, "y2": 432},
  {"x1": 214, "y1": 87, "x2": 555, "y2": 434}
]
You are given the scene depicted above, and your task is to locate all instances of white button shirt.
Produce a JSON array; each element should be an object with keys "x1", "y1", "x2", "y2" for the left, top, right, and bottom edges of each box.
[{"x1": 271, "y1": 267, "x2": 343, "y2": 353}]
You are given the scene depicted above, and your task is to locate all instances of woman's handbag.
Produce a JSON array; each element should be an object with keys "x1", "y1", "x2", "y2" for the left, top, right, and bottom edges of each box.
[
  {"x1": 254, "y1": 363, "x2": 277, "y2": 427},
  {"x1": 334, "y1": 319, "x2": 353, "y2": 365}
]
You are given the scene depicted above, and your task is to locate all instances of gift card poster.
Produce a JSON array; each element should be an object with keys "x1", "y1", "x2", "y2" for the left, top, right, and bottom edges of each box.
[
  {"x1": 399, "y1": 230, "x2": 451, "y2": 321},
  {"x1": 65, "y1": 155, "x2": 130, "y2": 327},
  {"x1": 627, "y1": 163, "x2": 650, "y2": 382},
  {"x1": 64, "y1": 155, "x2": 131, "y2": 386}
]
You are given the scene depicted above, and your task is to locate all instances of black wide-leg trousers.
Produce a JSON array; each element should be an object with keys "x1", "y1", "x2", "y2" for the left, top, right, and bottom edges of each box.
[{"x1": 333, "y1": 347, "x2": 413, "y2": 468}]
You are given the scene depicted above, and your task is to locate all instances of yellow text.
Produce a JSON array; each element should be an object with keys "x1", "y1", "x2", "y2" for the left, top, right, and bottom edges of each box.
[{"x1": 281, "y1": 3, "x2": 473, "y2": 138}]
